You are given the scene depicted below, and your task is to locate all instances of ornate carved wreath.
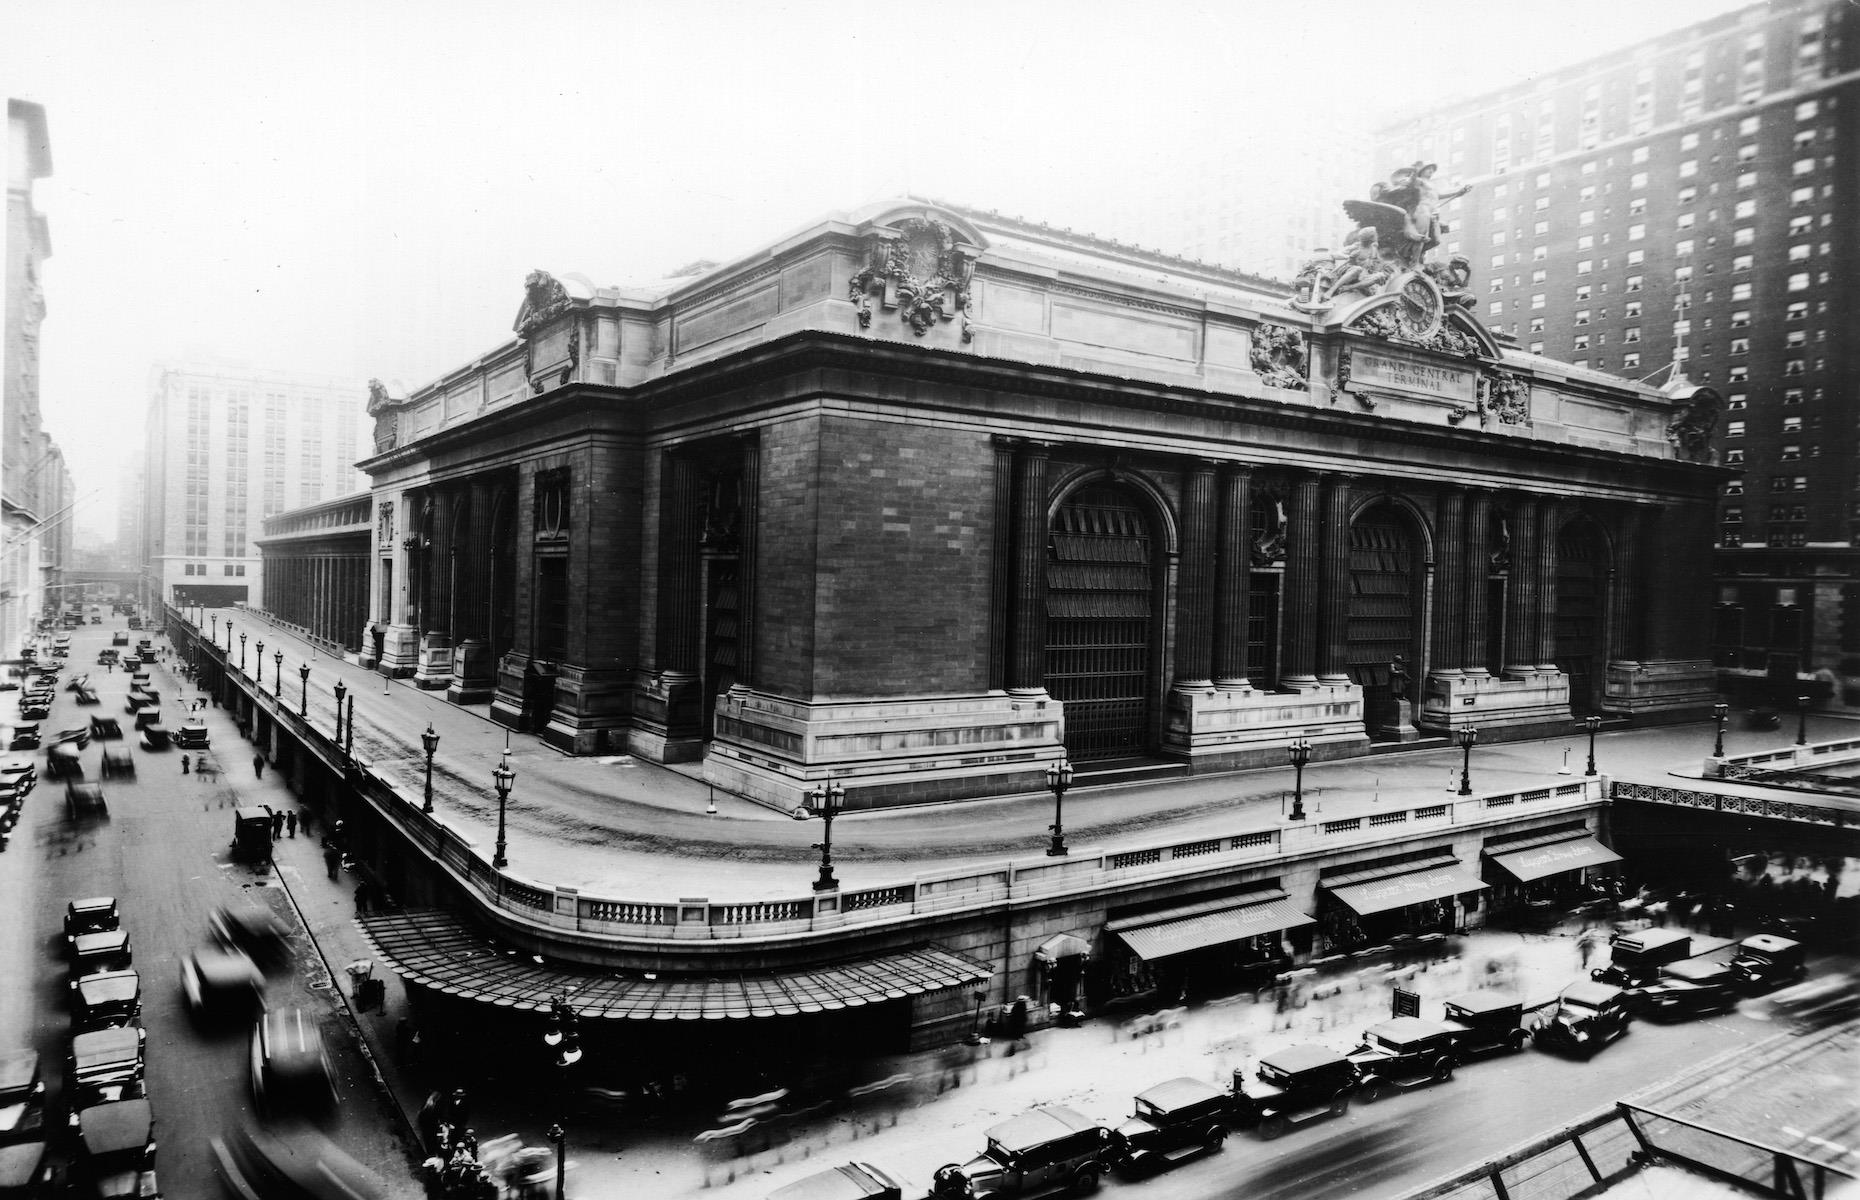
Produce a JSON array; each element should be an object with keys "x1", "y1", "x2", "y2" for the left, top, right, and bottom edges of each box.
[
  {"x1": 1250, "y1": 324, "x2": 1309, "y2": 390},
  {"x1": 849, "y1": 218, "x2": 975, "y2": 339}
]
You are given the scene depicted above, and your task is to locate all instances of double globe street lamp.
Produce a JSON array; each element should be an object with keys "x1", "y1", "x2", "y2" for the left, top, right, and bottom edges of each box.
[
  {"x1": 1287, "y1": 738, "x2": 1312, "y2": 821},
  {"x1": 1044, "y1": 759, "x2": 1073, "y2": 857},
  {"x1": 492, "y1": 750, "x2": 515, "y2": 869},
  {"x1": 791, "y1": 777, "x2": 846, "y2": 892},
  {"x1": 299, "y1": 662, "x2": 310, "y2": 716},
  {"x1": 239, "y1": 631, "x2": 247, "y2": 672},
  {"x1": 1583, "y1": 714, "x2": 1602, "y2": 777},
  {"x1": 421, "y1": 724, "x2": 440, "y2": 813},
  {"x1": 1712, "y1": 702, "x2": 1729, "y2": 758},
  {"x1": 1457, "y1": 726, "x2": 1480, "y2": 796},
  {"x1": 273, "y1": 650, "x2": 283, "y2": 699},
  {"x1": 255, "y1": 640, "x2": 264, "y2": 686}
]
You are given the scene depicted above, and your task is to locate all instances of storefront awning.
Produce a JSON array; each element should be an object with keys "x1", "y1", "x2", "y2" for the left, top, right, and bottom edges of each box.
[
  {"x1": 1106, "y1": 891, "x2": 1315, "y2": 961},
  {"x1": 1033, "y1": 933, "x2": 1093, "y2": 964},
  {"x1": 1487, "y1": 836, "x2": 1623, "y2": 883},
  {"x1": 1325, "y1": 862, "x2": 1488, "y2": 917},
  {"x1": 356, "y1": 909, "x2": 990, "y2": 1021}
]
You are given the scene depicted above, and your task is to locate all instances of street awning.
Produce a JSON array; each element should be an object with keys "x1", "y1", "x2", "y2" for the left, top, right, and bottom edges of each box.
[
  {"x1": 1106, "y1": 890, "x2": 1315, "y2": 961},
  {"x1": 1033, "y1": 933, "x2": 1093, "y2": 964},
  {"x1": 356, "y1": 909, "x2": 990, "y2": 1021},
  {"x1": 1487, "y1": 836, "x2": 1623, "y2": 883},
  {"x1": 1325, "y1": 861, "x2": 1488, "y2": 916}
]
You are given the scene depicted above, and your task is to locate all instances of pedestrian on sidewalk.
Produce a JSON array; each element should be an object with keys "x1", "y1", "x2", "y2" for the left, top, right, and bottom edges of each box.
[
  {"x1": 252, "y1": 753, "x2": 265, "y2": 780},
  {"x1": 180, "y1": 753, "x2": 191, "y2": 776},
  {"x1": 270, "y1": 810, "x2": 285, "y2": 840},
  {"x1": 1577, "y1": 926, "x2": 1602, "y2": 970},
  {"x1": 324, "y1": 845, "x2": 341, "y2": 881},
  {"x1": 285, "y1": 810, "x2": 297, "y2": 838},
  {"x1": 355, "y1": 880, "x2": 372, "y2": 914},
  {"x1": 298, "y1": 808, "x2": 314, "y2": 839}
]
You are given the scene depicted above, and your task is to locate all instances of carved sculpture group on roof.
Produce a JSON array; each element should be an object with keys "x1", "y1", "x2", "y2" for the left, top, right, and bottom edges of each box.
[
  {"x1": 1664, "y1": 384, "x2": 1722, "y2": 464},
  {"x1": 518, "y1": 269, "x2": 573, "y2": 337},
  {"x1": 849, "y1": 217, "x2": 979, "y2": 342}
]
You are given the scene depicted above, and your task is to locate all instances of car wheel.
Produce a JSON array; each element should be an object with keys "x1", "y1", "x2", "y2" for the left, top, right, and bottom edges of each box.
[
  {"x1": 1204, "y1": 1126, "x2": 1227, "y2": 1151},
  {"x1": 1359, "y1": 1081, "x2": 1387, "y2": 1104},
  {"x1": 1259, "y1": 1115, "x2": 1290, "y2": 1141},
  {"x1": 1507, "y1": 1030, "x2": 1530, "y2": 1053},
  {"x1": 1329, "y1": 1092, "x2": 1352, "y2": 1118},
  {"x1": 1071, "y1": 1167, "x2": 1100, "y2": 1195},
  {"x1": 1432, "y1": 1057, "x2": 1455, "y2": 1082}
]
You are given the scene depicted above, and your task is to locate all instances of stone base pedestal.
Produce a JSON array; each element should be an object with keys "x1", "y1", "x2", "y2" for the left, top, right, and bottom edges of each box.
[
  {"x1": 1376, "y1": 698, "x2": 1419, "y2": 743},
  {"x1": 445, "y1": 639, "x2": 495, "y2": 705},
  {"x1": 1163, "y1": 682, "x2": 1369, "y2": 770},
  {"x1": 626, "y1": 671, "x2": 706, "y2": 763},
  {"x1": 490, "y1": 652, "x2": 557, "y2": 733},
  {"x1": 703, "y1": 687, "x2": 1066, "y2": 812},
  {"x1": 541, "y1": 664, "x2": 637, "y2": 755},
  {"x1": 376, "y1": 624, "x2": 420, "y2": 678},
  {"x1": 1420, "y1": 670, "x2": 1570, "y2": 738},
  {"x1": 1605, "y1": 659, "x2": 1716, "y2": 720},
  {"x1": 414, "y1": 632, "x2": 453, "y2": 690}
]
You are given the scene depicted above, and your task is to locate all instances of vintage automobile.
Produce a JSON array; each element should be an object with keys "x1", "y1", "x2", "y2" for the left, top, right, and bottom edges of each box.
[
  {"x1": 127, "y1": 674, "x2": 150, "y2": 692},
  {"x1": 1347, "y1": 1017, "x2": 1460, "y2": 1101},
  {"x1": 1591, "y1": 929, "x2": 1694, "y2": 988},
  {"x1": 0, "y1": 1140, "x2": 51, "y2": 1199},
  {"x1": 180, "y1": 946, "x2": 266, "y2": 1022},
  {"x1": 45, "y1": 744, "x2": 81, "y2": 782},
  {"x1": 0, "y1": 761, "x2": 34, "y2": 802},
  {"x1": 130, "y1": 709, "x2": 161, "y2": 734},
  {"x1": 930, "y1": 1106, "x2": 1112, "y2": 1199},
  {"x1": 16, "y1": 701, "x2": 49, "y2": 724},
  {"x1": 53, "y1": 727, "x2": 90, "y2": 751},
  {"x1": 122, "y1": 693, "x2": 153, "y2": 716},
  {"x1": 232, "y1": 807, "x2": 274, "y2": 862},
  {"x1": 109, "y1": 633, "x2": 128, "y2": 647},
  {"x1": 175, "y1": 720, "x2": 209, "y2": 750},
  {"x1": 210, "y1": 1124, "x2": 389, "y2": 1200},
  {"x1": 99, "y1": 748, "x2": 133, "y2": 781},
  {"x1": 64, "y1": 898, "x2": 119, "y2": 943},
  {"x1": 1536, "y1": 981, "x2": 1633, "y2": 1057},
  {"x1": 69, "y1": 970, "x2": 141, "y2": 1033},
  {"x1": 1110, "y1": 1077, "x2": 1229, "y2": 1177},
  {"x1": 1731, "y1": 934, "x2": 1808, "y2": 992},
  {"x1": 69, "y1": 931, "x2": 132, "y2": 978},
  {"x1": 96, "y1": 649, "x2": 119, "y2": 666},
  {"x1": 74, "y1": 688, "x2": 99, "y2": 707},
  {"x1": 66, "y1": 783, "x2": 108, "y2": 821},
  {"x1": 137, "y1": 726, "x2": 170, "y2": 752},
  {"x1": 209, "y1": 904, "x2": 291, "y2": 970},
  {"x1": 68, "y1": 1027, "x2": 146, "y2": 1109},
  {"x1": 7, "y1": 725, "x2": 39, "y2": 752},
  {"x1": 88, "y1": 718, "x2": 122, "y2": 742},
  {"x1": 250, "y1": 1008, "x2": 337, "y2": 1117},
  {"x1": 1626, "y1": 958, "x2": 1741, "y2": 1021},
  {"x1": 768, "y1": 1163, "x2": 905, "y2": 1200},
  {"x1": 67, "y1": 1097, "x2": 160, "y2": 1200},
  {"x1": 1440, "y1": 994, "x2": 1533, "y2": 1056},
  {"x1": 124, "y1": 617, "x2": 140, "y2": 631},
  {"x1": 1229, "y1": 1045, "x2": 1358, "y2": 1139},
  {"x1": 0, "y1": 1051, "x2": 46, "y2": 1146},
  {"x1": 63, "y1": 675, "x2": 90, "y2": 694}
]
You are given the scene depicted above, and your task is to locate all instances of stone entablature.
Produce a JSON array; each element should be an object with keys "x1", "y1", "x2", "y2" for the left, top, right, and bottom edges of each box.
[{"x1": 366, "y1": 198, "x2": 1689, "y2": 466}]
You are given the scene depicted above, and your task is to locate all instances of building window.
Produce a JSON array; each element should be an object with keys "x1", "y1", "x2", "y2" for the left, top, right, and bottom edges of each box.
[
  {"x1": 1624, "y1": 275, "x2": 1642, "y2": 292},
  {"x1": 1782, "y1": 416, "x2": 1803, "y2": 434},
  {"x1": 1784, "y1": 359, "x2": 1806, "y2": 376},
  {"x1": 1729, "y1": 337, "x2": 1749, "y2": 355},
  {"x1": 1791, "y1": 185, "x2": 1815, "y2": 206},
  {"x1": 1574, "y1": 285, "x2": 1590, "y2": 302},
  {"x1": 1491, "y1": 231, "x2": 1506, "y2": 246},
  {"x1": 1794, "y1": 158, "x2": 1816, "y2": 176},
  {"x1": 1731, "y1": 282, "x2": 1752, "y2": 301},
  {"x1": 1782, "y1": 388, "x2": 1804, "y2": 405},
  {"x1": 1626, "y1": 249, "x2": 1644, "y2": 266},
  {"x1": 1788, "y1": 273, "x2": 1811, "y2": 291},
  {"x1": 1732, "y1": 254, "x2": 1753, "y2": 273},
  {"x1": 1781, "y1": 445, "x2": 1802, "y2": 461},
  {"x1": 1785, "y1": 330, "x2": 1807, "y2": 348},
  {"x1": 1678, "y1": 160, "x2": 1697, "y2": 178},
  {"x1": 1676, "y1": 239, "x2": 1694, "y2": 256},
  {"x1": 1733, "y1": 227, "x2": 1755, "y2": 247},
  {"x1": 1729, "y1": 365, "x2": 1749, "y2": 382},
  {"x1": 1676, "y1": 187, "x2": 1696, "y2": 206},
  {"x1": 1573, "y1": 334, "x2": 1589, "y2": 351},
  {"x1": 1724, "y1": 447, "x2": 1744, "y2": 464},
  {"x1": 1623, "y1": 352, "x2": 1641, "y2": 370},
  {"x1": 1736, "y1": 172, "x2": 1758, "y2": 190},
  {"x1": 1789, "y1": 243, "x2": 1811, "y2": 261},
  {"x1": 1623, "y1": 327, "x2": 1641, "y2": 343},
  {"x1": 1624, "y1": 301, "x2": 1641, "y2": 318},
  {"x1": 1730, "y1": 310, "x2": 1750, "y2": 327},
  {"x1": 1532, "y1": 245, "x2": 1547, "y2": 262},
  {"x1": 1675, "y1": 213, "x2": 1695, "y2": 231},
  {"x1": 1531, "y1": 293, "x2": 1546, "y2": 309},
  {"x1": 1725, "y1": 421, "x2": 1745, "y2": 438},
  {"x1": 1797, "y1": 99, "x2": 1820, "y2": 121},
  {"x1": 1727, "y1": 394, "x2": 1748, "y2": 410},
  {"x1": 1574, "y1": 309, "x2": 1591, "y2": 326},
  {"x1": 1529, "y1": 316, "x2": 1545, "y2": 333},
  {"x1": 1576, "y1": 259, "x2": 1592, "y2": 275}
]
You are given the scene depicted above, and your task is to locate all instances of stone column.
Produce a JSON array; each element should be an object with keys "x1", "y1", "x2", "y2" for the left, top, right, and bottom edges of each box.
[
  {"x1": 1433, "y1": 489, "x2": 1467, "y2": 676},
  {"x1": 736, "y1": 433, "x2": 761, "y2": 689},
  {"x1": 1317, "y1": 474, "x2": 1354, "y2": 686},
  {"x1": 990, "y1": 438, "x2": 1016, "y2": 692},
  {"x1": 1503, "y1": 495, "x2": 1540, "y2": 676},
  {"x1": 1212, "y1": 464, "x2": 1254, "y2": 690},
  {"x1": 1008, "y1": 443, "x2": 1052, "y2": 696},
  {"x1": 1534, "y1": 500, "x2": 1562, "y2": 671},
  {"x1": 1463, "y1": 490, "x2": 1493, "y2": 676},
  {"x1": 656, "y1": 453, "x2": 701, "y2": 673},
  {"x1": 1608, "y1": 506, "x2": 1644, "y2": 662},
  {"x1": 1173, "y1": 460, "x2": 1217, "y2": 689},
  {"x1": 1281, "y1": 474, "x2": 1321, "y2": 689}
]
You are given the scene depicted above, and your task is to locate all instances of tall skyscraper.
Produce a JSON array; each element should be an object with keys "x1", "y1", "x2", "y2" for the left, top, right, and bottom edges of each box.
[
  {"x1": 140, "y1": 362, "x2": 368, "y2": 608},
  {"x1": 1376, "y1": 0, "x2": 1858, "y2": 696}
]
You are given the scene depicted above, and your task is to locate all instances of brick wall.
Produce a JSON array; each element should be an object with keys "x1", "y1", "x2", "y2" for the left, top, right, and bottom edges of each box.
[{"x1": 752, "y1": 417, "x2": 822, "y2": 695}]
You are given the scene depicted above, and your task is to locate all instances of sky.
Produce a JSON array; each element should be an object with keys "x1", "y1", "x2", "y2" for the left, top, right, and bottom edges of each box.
[{"x1": 3, "y1": 0, "x2": 1756, "y2": 540}]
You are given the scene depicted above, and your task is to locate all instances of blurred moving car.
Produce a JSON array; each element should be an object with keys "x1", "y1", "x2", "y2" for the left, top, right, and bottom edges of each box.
[
  {"x1": 65, "y1": 783, "x2": 108, "y2": 821},
  {"x1": 1731, "y1": 934, "x2": 1808, "y2": 992},
  {"x1": 209, "y1": 905, "x2": 290, "y2": 970},
  {"x1": 250, "y1": 1009, "x2": 336, "y2": 1117},
  {"x1": 67, "y1": 1098, "x2": 159, "y2": 1200},
  {"x1": 0, "y1": 1052, "x2": 46, "y2": 1146},
  {"x1": 1110, "y1": 1077, "x2": 1229, "y2": 1177},
  {"x1": 69, "y1": 971, "x2": 141, "y2": 1034},
  {"x1": 136, "y1": 727, "x2": 170, "y2": 752},
  {"x1": 64, "y1": 898, "x2": 119, "y2": 943},
  {"x1": 769, "y1": 1163, "x2": 904, "y2": 1200},
  {"x1": 67, "y1": 1028, "x2": 146, "y2": 1109},
  {"x1": 52, "y1": 727, "x2": 91, "y2": 751},
  {"x1": 0, "y1": 761, "x2": 34, "y2": 803},
  {"x1": 1230, "y1": 1044, "x2": 1358, "y2": 1139},
  {"x1": 44, "y1": 744, "x2": 81, "y2": 782},
  {"x1": 1591, "y1": 929, "x2": 1693, "y2": 988},
  {"x1": 210, "y1": 1124, "x2": 388, "y2": 1200},
  {"x1": 1626, "y1": 958, "x2": 1741, "y2": 1021},
  {"x1": 99, "y1": 748, "x2": 133, "y2": 781},
  {"x1": 1536, "y1": 981, "x2": 1633, "y2": 1058},
  {"x1": 88, "y1": 718, "x2": 121, "y2": 742},
  {"x1": 179, "y1": 947, "x2": 266, "y2": 1022}
]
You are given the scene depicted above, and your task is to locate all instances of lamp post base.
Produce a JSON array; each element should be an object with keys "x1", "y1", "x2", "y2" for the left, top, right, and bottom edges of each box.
[{"x1": 812, "y1": 870, "x2": 838, "y2": 893}]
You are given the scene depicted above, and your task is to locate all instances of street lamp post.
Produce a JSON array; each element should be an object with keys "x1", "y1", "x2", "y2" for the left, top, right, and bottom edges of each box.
[
  {"x1": 1044, "y1": 760, "x2": 1073, "y2": 856},
  {"x1": 492, "y1": 750, "x2": 514, "y2": 868},
  {"x1": 273, "y1": 651, "x2": 283, "y2": 699},
  {"x1": 421, "y1": 724, "x2": 439, "y2": 813},
  {"x1": 1457, "y1": 726, "x2": 1480, "y2": 796},
  {"x1": 333, "y1": 679, "x2": 346, "y2": 741},
  {"x1": 344, "y1": 696, "x2": 355, "y2": 760},
  {"x1": 1796, "y1": 694, "x2": 1810, "y2": 746},
  {"x1": 239, "y1": 631, "x2": 247, "y2": 672},
  {"x1": 210, "y1": 614, "x2": 217, "y2": 643},
  {"x1": 298, "y1": 663, "x2": 310, "y2": 716},
  {"x1": 547, "y1": 1123, "x2": 567, "y2": 1200},
  {"x1": 1287, "y1": 739, "x2": 1311, "y2": 821},
  {"x1": 225, "y1": 621, "x2": 233, "y2": 652},
  {"x1": 791, "y1": 777, "x2": 846, "y2": 892},
  {"x1": 255, "y1": 640, "x2": 264, "y2": 686},
  {"x1": 1583, "y1": 715, "x2": 1602, "y2": 777},
  {"x1": 1712, "y1": 702, "x2": 1729, "y2": 758}
]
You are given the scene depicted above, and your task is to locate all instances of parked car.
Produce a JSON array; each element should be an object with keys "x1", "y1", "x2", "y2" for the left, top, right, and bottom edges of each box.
[
  {"x1": 208, "y1": 904, "x2": 290, "y2": 970},
  {"x1": 1626, "y1": 958, "x2": 1741, "y2": 1021},
  {"x1": 99, "y1": 748, "x2": 133, "y2": 781},
  {"x1": 1347, "y1": 1017, "x2": 1460, "y2": 1102},
  {"x1": 1731, "y1": 934, "x2": 1808, "y2": 992},
  {"x1": 67, "y1": 1027, "x2": 146, "y2": 1109},
  {"x1": 175, "y1": 721, "x2": 209, "y2": 750},
  {"x1": 96, "y1": 649, "x2": 119, "y2": 666},
  {"x1": 67, "y1": 1098, "x2": 160, "y2": 1200},
  {"x1": 66, "y1": 783, "x2": 107, "y2": 821},
  {"x1": 69, "y1": 971, "x2": 141, "y2": 1033},
  {"x1": 769, "y1": 1163, "x2": 905, "y2": 1200},
  {"x1": 0, "y1": 1052, "x2": 46, "y2": 1146},
  {"x1": 930, "y1": 1106, "x2": 1111, "y2": 1199},
  {"x1": 232, "y1": 807, "x2": 273, "y2": 862},
  {"x1": 0, "y1": 761, "x2": 34, "y2": 802},
  {"x1": 1110, "y1": 1077, "x2": 1229, "y2": 1177},
  {"x1": 16, "y1": 703, "x2": 48, "y2": 724},
  {"x1": 88, "y1": 718, "x2": 121, "y2": 742},
  {"x1": 1536, "y1": 981, "x2": 1633, "y2": 1058},
  {"x1": 180, "y1": 947, "x2": 266, "y2": 1022},
  {"x1": 7, "y1": 726, "x2": 39, "y2": 752},
  {"x1": 1439, "y1": 994, "x2": 1533, "y2": 1056},
  {"x1": 109, "y1": 633, "x2": 128, "y2": 647},
  {"x1": 0, "y1": 1140, "x2": 50, "y2": 1199},
  {"x1": 1591, "y1": 929, "x2": 1693, "y2": 989},
  {"x1": 250, "y1": 1009, "x2": 336, "y2": 1117},
  {"x1": 64, "y1": 898, "x2": 118, "y2": 943},
  {"x1": 68, "y1": 931, "x2": 132, "y2": 978},
  {"x1": 1230, "y1": 1044, "x2": 1358, "y2": 1139}
]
